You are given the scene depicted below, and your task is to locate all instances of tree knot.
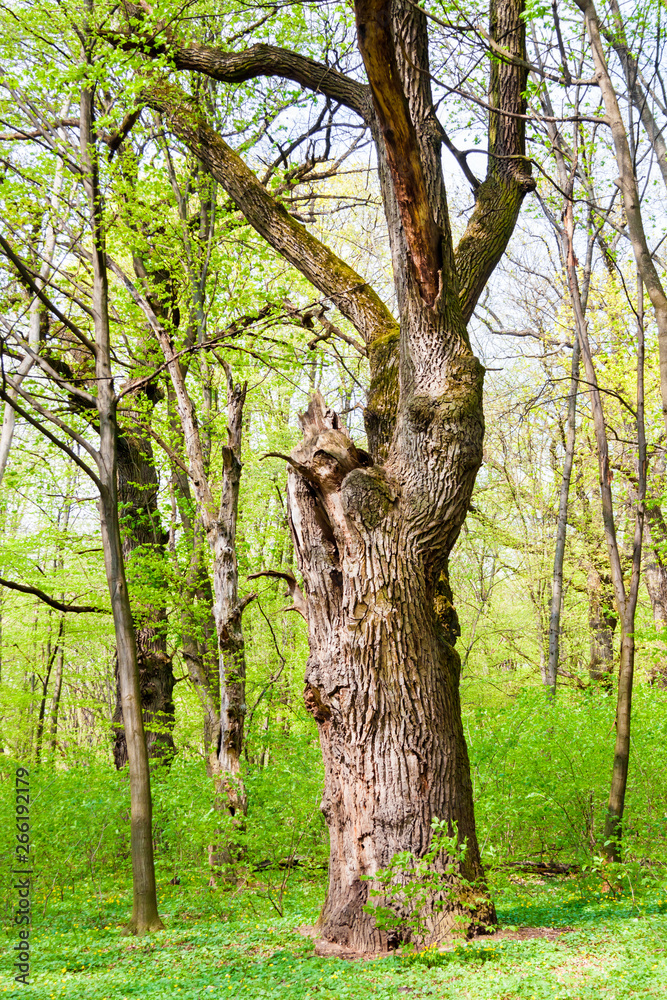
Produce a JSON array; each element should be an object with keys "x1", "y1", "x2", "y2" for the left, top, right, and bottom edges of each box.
[{"x1": 304, "y1": 682, "x2": 332, "y2": 723}]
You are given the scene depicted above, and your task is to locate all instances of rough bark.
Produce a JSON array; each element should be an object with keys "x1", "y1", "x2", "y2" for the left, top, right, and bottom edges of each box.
[
  {"x1": 587, "y1": 566, "x2": 617, "y2": 684},
  {"x1": 288, "y1": 387, "x2": 490, "y2": 950},
  {"x1": 112, "y1": 411, "x2": 176, "y2": 769}
]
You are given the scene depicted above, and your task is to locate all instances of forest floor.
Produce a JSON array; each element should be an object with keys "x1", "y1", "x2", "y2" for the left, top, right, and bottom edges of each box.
[{"x1": 1, "y1": 870, "x2": 667, "y2": 999}]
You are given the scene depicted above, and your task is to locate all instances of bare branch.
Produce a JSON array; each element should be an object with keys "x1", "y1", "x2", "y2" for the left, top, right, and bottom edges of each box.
[
  {"x1": 248, "y1": 569, "x2": 308, "y2": 620},
  {"x1": 0, "y1": 575, "x2": 109, "y2": 614},
  {"x1": 0, "y1": 385, "x2": 103, "y2": 490},
  {"x1": 0, "y1": 233, "x2": 98, "y2": 356}
]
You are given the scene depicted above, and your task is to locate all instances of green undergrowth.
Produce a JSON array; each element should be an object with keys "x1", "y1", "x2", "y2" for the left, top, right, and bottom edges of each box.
[{"x1": 2, "y1": 874, "x2": 667, "y2": 999}]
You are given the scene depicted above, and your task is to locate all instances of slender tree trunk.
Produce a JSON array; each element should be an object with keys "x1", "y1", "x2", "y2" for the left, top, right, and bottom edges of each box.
[
  {"x1": 547, "y1": 335, "x2": 580, "y2": 693},
  {"x1": 575, "y1": 0, "x2": 667, "y2": 434},
  {"x1": 178, "y1": 514, "x2": 220, "y2": 759},
  {"x1": 604, "y1": 624, "x2": 635, "y2": 858},
  {"x1": 542, "y1": 80, "x2": 646, "y2": 858},
  {"x1": 575, "y1": 469, "x2": 618, "y2": 683},
  {"x1": 643, "y1": 518, "x2": 667, "y2": 684},
  {"x1": 80, "y1": 79, "x2": 162, "y2": 932},
  {"x1": 643, "y1": 529, "x2": 667, "y2": 627},
  {"x1": 47, "y1": 647, "x2": 64, "y2": 755},
  {"x1": 211, "y1": 366, "x2": 250, "y2": 809},
  {"x1": 35, "y1": 620, "x2": 63, "y2": 760},
  {"x1": 600, "y1": 275, "x2": 645, "y2": 862},
  {"x1": 166, "y1": 387, "x2": 221, "y2": 757},
  {"x1": 572, "y1": 254, "x2": 645, "y2": 861},
  {"x1": 98, "y1": 478, "x2": 163, "y2": 929}
]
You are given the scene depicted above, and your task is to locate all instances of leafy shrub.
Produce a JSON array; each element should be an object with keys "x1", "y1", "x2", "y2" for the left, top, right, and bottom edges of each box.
[{"x1": 468, "y1": 685, "x2": 667, "y2": 864}]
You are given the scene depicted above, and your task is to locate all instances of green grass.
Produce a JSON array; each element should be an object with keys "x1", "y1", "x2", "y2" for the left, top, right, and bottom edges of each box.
[{"x1": 2, "y1": 873, "x2": 667, "y2": 999}]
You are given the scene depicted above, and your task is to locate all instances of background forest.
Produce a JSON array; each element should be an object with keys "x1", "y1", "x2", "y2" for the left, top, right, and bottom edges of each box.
[{"x1": 1, "y1": 0, "x2": 667, "y2": 997}]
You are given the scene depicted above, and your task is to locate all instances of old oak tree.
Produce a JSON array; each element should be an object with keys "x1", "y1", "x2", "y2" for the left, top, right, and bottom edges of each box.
[{"x1": 116, "y1": 0, "x2": 534, "y2": 950}]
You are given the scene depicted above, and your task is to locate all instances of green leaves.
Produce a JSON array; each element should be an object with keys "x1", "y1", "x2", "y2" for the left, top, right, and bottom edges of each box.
[{"x1": 362, "y1": 818, "x2": 481, "y2": 947}]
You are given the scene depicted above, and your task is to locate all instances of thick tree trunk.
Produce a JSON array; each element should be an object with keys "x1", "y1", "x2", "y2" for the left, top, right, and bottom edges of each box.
[
  {"x1": 113, "y1": 418, "x2": 176, "y2": 769},
  {"x1": 587, "y1": 566, "x2": 617, "y2": 684},
  {"x1": 136, "y1": 0, "x2": 532, "y2": 949},
  {"x1": 288, "y1": 383, "x2": 493, "y2": 951}
]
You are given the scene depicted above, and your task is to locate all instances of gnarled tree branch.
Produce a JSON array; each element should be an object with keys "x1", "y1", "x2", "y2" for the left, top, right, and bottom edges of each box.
[
  {"x1": 0, "y1": 575, "x2": 109, "y2": 614},
  {"x1": 110, "y1": 10, "x2": 372, "y2": 121},
  {"x1": 248, "y1": 569, "x2": 308, "y2": 620},
  {"x1": 143, "y1": 81, "x2": 398, "y2": 349}
]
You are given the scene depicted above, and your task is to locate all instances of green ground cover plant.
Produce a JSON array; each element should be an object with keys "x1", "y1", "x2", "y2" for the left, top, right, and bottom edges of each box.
[
  {"x1": 3, "y1": 685, "x2": 667, "y2": 998},
  {"x1": 2, "y1": 871, "x2": 667, "y2": 999}
]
